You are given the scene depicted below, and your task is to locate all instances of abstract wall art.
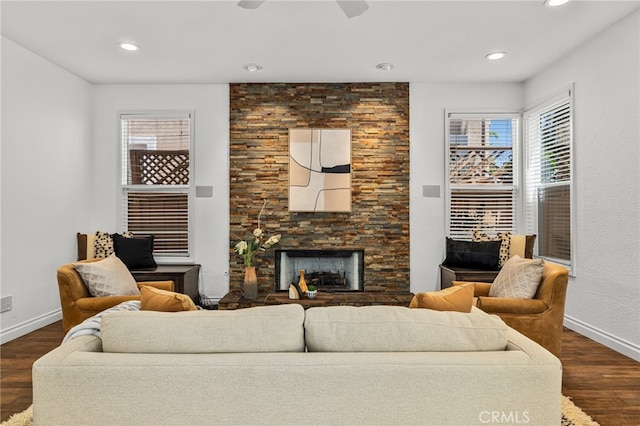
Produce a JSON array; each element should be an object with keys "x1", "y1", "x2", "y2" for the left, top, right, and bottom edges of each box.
[{"x1": 289, "y1": 129, "x2": 351, "y2": 212}]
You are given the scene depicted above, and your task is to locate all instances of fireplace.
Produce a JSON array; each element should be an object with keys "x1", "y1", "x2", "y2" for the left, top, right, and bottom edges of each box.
[{"x1": 275, "y1": 249, "x2": 364, "y2": 292}]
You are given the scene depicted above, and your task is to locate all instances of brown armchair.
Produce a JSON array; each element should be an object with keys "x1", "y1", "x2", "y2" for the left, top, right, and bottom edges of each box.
[
  {"x1": 453, "y1": 260, "x2": 569, "y2": 356},
  {"x1": 57, "y1": 259, "x2": 174, "y2": 333}
]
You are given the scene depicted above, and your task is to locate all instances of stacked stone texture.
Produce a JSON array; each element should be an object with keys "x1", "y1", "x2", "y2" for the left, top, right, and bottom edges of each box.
[{"x1": 229, "y1": 83, "x2": 410, "y2": 294}]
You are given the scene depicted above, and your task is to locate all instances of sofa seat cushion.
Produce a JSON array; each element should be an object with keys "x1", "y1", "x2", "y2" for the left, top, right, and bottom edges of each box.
[
  {"x1": 101, "y1": 304, "x2": 305, "y2": 353},
  {"x1": 304, "y1": 305, "x2": 508, "y2": 352}
]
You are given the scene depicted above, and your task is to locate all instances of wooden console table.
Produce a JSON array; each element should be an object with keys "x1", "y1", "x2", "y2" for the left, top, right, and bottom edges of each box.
[
  {"x1": 218, "y1": 291, "x2": 414, "y2": 310},
  {"x1": 131, "y1": 264, "x2": 201, "y2": 301},
  {"x1": 439, "y1": 264, "x2": 499, "y2": 289}
]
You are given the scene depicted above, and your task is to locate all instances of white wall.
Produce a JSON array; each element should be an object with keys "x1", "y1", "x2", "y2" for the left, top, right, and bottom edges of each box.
[
  {"x1": 94, "y1": 83, "x2": 524, "y2": 300},
  {"x1": 1, "y1": 37, "x2": 94, "y2": 342},
  {"x1": 2, "y1": 11, "x2": 638, "y2": 361},
  {"x1": 91, "y1": 85, "x2": 230, "y2": 299},
  {"x1": 409, "y1": 83, "x2": 523, "y2": 293},
  {"x1": 524, "y1": 11, "x2": 640, "y2": 360}
]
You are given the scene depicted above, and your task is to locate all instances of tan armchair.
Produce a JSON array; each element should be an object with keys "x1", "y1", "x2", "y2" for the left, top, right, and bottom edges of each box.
[
  {"x1": 57, "y1": 259, "x2": 174, "y2": 333},
  {"x1": 453, "y1": 260, "x2": 569, "y2": 356}
]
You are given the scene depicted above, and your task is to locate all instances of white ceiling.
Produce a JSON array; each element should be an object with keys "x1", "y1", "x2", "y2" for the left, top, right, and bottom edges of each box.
[{"x1": 2, "y1": 0, "x2": 639, "y2": 84}]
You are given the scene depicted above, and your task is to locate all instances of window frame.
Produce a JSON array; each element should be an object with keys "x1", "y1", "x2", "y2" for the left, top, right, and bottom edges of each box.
[
  {"x1": 118, "y1": 110, "x2": 195, "y2": 263},
  {"x1": 523, "y1": 85, "x2": 575, "y2": 274},
  {"x1": 444, "y1": 110, "x2": 522, "y2": 240}
]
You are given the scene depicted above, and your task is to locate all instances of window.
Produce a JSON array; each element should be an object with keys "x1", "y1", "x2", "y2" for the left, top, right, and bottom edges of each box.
[
  {"x1": 120, "y1": 112, "x2": 193, "y2": 258},
  {"x1": 524, "y1": 88, "x2": 573, "y2": 267},
  {"x1": 446, "y1": 113, "x2": 520, "y2": 239}
]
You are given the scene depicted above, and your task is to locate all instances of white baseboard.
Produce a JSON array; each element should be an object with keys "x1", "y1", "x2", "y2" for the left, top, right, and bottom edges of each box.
[
  {"x1": 0, "y1": 309, "x2": 62, "y2": 345},
  {"x1": 564, "y1": 315, "x2": 640, "y2": 362}
]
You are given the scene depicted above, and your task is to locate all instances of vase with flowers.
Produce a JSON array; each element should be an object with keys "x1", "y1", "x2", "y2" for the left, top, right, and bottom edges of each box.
[{"x1": 234, "y1": 201, "x2": 281, "y2": 300}]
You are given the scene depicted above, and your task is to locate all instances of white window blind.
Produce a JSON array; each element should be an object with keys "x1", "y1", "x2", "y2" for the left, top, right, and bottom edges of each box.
[
  {"x1": 446, "y1": 113, "x2": 519, "y2": 240},
  {"x1": 120, "y1": 113, "x2": 192, "y2": 257},
  {"x1": 524, "y1": 88, "x2": 573, "y2": 265}
]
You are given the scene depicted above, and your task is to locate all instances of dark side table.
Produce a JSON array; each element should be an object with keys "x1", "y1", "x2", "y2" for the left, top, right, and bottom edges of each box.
[
  {"x1": 439, "y1": 264, "x2": 499, "y2": 289},
  {"x1": 131, "y1": 264, "x2": 201, "y2": 301}
]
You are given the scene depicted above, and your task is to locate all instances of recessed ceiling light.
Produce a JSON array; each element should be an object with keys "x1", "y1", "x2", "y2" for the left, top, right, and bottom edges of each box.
[
  {"x1": 544, "y1": 0, "x2": 570, "y2": 7},
  {"x1": 243, "y1": 63, "x2": 262, "y2": 72},
  {"x1": 376, "y1": 63, "x2": 395, "y2": 71},
  {"x1": 485, "y1": 51, "x2": 507, "y2": 61},
  {"x1": 118, "y1": 42, "x2": 140, "y2": 52}
]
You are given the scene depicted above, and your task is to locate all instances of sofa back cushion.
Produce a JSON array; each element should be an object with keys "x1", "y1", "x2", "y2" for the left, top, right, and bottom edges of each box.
[
  {"x1": 101, "y1": 304, "x2": 305, "y2": 353},
  {"x1": 304, "y1": 306, "x2": 508, "y2": 352}
]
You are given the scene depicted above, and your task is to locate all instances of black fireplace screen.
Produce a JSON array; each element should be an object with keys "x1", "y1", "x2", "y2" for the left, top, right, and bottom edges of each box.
[{"x1": 275, "y1": 249, "x2": 364, "y2": 292}]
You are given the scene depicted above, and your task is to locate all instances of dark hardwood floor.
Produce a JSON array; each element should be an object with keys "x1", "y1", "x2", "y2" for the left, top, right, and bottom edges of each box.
[
  {"x1": 1, "y1": 322, "x2": 639, "y2": 424},
  {"x1": 1, "y1": 321, "x2": 63, "y2": 422},
  {"x1": 559, "y1": 328, "x2": 640, "y2": 425}
]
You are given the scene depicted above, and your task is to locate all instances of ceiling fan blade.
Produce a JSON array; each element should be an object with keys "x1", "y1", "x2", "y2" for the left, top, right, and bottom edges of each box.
[
  {"x1": 336, "y1": 1, "x2": 369, "y2": 18},
  {"x1": 237, "y1": 0, "x2": 265, "y2": 10}
]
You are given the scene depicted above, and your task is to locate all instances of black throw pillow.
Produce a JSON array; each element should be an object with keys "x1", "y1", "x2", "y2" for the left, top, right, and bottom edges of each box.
[
  {"x1": 443, "y1": 238, "x2": 501, "y2": 270},
  {"x1": 112, "y1": 234, "x2": 157, "y2": 270}
]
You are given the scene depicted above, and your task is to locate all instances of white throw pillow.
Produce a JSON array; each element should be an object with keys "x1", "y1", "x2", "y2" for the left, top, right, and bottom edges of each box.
[
  {"x1": 489, "y1": 255, "x2": 544, "y2": 299},
  {"x1": 73, "y1": 254, "x2": 139, "y2": 297}
]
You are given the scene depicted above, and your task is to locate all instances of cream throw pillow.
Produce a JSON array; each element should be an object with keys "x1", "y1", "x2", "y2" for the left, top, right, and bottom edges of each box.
[
  {"x1": 489, "y1": 255, "x2": 544, "y2": 299},
  {"x1": 73, "y1": 254, "x2": 139, "y2": 297}
]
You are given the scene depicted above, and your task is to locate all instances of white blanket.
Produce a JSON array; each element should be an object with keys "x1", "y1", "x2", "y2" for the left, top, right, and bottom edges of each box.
[{"x1": 62, "y1": 301, "x2": 141, "y2": 343}]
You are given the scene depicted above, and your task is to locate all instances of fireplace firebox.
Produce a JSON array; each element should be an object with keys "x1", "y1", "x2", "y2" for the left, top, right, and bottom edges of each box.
[{"x1": 275, "y1": 249, "x2": 364, "y2": 292}]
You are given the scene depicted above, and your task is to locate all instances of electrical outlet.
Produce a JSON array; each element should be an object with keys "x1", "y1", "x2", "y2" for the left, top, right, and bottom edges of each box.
[{"x1": 1, "y1": 296, "x2": 12, "y2": 313}]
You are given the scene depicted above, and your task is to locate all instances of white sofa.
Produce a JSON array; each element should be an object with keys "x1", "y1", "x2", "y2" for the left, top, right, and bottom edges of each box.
[{"x1": 33, "y1": 304, "x2": 562, "y2": 425}]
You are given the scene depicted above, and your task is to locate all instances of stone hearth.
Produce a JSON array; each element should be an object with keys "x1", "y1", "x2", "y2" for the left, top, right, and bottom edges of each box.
[{"x1": 218, "y1": 291, "x2": 413, "y2": 310}]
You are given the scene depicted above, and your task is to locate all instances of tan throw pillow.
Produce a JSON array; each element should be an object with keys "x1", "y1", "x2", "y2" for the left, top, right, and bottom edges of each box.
[
  {"x1": 509, "y1": 234, "x2": 537, "y2": 259},
  {"x1": 489, "y1": 255, "x2": 544, "y2": 299},
  {"x1": 139, "y1": 286, "x2": 197, "y2": 312},
  {"x1": 73, "y1": 254, "x2": 139, "y2": 297},
  {"x1": 409, "y1": 284, "x2": 474, "y2": 313}
]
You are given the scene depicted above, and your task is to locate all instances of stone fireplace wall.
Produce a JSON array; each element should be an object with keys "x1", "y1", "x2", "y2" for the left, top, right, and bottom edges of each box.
[{"x1": 229, "y1": 82, "x2": 409, "y2": 294}]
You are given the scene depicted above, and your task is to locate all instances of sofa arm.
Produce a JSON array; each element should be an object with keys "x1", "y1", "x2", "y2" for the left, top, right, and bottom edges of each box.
[
  {"x1": 137, "y1": 281, "x2": 175, "y2": 292},
  {"x1": 476, "y1": 297, "x2": 548, "y2": 314},
  {"x1": 34, "y1": 335, "x2": 102, "y2": 367},
  {"x1": 75, "y1": 295, "x2": 141, "y2": 311},
  {"x1": 452, "y1": 281, "x2": 492, "y2": 297},
  {"x1": 74, "y1": 282, "x2": 174, "y2": 311}
]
